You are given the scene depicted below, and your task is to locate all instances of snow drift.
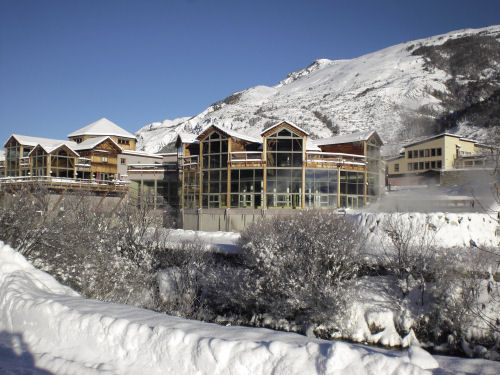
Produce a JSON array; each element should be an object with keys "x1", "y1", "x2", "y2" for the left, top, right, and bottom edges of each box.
[{"x1": 0, "y1": 241, "x2": 441, "y2": 375}]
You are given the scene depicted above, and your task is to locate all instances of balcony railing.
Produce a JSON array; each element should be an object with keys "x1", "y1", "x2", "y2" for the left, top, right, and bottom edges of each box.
[
  {"x1": 179, "y1": 155, "x2": 199, "y2": 169},
  {"x1": 230, "y1": 151, "x2": 263, "y2": 162},
  {"x1": 305, "y1": 151, "x2": 366, "y2": 167},
  {"x1": 0, "y1": 176, "x2": 129, "y2": 194}
]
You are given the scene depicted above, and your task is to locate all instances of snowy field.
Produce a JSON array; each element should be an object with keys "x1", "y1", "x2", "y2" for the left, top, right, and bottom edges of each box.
[{"x1": 1, "y1": 242, "x2": 500, "y2": 375}]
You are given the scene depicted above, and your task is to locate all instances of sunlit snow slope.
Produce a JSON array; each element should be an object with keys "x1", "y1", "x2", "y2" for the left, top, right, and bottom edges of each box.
[
  {"x1": 136, "y1": 25, "x2": 500, "y2": 154},
  {"x1": 0, "y1": 241, "x2": 440, "y2": 375}
]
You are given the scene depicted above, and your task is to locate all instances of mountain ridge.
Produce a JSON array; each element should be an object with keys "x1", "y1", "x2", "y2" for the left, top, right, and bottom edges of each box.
[{"x1": 135, "y1": 25, "x2": 500, "y2": 155}]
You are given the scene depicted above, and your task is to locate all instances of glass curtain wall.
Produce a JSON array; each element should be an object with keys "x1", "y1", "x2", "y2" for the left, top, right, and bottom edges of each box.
[
  {"x1": 50, "y1": 149, "x2": 75, "y2": 178},
  {"x1": 230, "y1": 169, "x2": 263, "y2": 208},
  {"x1": 5, "y1": 141, "x2": 20, "y2": 176},
  {"x1": 183, "y1": 170, "x2": 199, "y2": 208},
  {"x1": 201, "y1": 131, "x2": 228, "y2": 208},
  {"x1": 305, "y1": 169, "x2": 338, "y2": 208},
  {"x1": 266, "y1": 128, "x2": 303, "y2": 208},
  {"x1": 339, "y1": 170, "x2": 365, "y2": 208},
  {"x1": 32, "y1": 148, "x2": 48, "y2": 176}
]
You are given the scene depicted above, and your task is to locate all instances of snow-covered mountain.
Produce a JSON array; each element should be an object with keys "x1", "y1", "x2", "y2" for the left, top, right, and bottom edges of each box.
[{"x1": 136, "y1": 25, "x2": 500, "y2": 155}]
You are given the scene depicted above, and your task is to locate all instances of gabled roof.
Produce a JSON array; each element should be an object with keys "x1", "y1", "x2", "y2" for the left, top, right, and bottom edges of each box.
[
  {"x1": 5, "y1": 134, "x2": 76, "y2": 149},
  {"x1": 313, "y1": 130, "x2": 382, "y2": 146},
  {"x1": 28, "y1": 143, "x2": 80, "y2": 157},
  {"x1": 73, "y1": 136, "x2": 122, "y2": 152},
  {"x1": 403, "y1": 132, "x2": 477, "y2": 148},
  {"x1": 67, "y1": 118, "x2": 136, "y2": 139},
  {"x1": 261, "y1": 120, "x2": 309, "y2": 137},
  {"x1": 198, "y1": 124, "x2": 261, "y2": 144}
]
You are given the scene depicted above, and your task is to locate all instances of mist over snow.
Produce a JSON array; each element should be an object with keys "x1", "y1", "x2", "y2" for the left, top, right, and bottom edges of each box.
[{"x1": 136, "y1": 25, "x2": 500, "y2": 154}]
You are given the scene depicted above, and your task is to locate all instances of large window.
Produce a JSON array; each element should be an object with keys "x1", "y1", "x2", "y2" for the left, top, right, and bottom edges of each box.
[
  {"x1": 5, "y1": 140, "x2": 20, "y2": 176},
  {"x1": 305, "y1": 169, "x2": 338, "y2": 208},
  {"x1": 50, "y1": 148, "x2": 75, "y2": 178},
  {"x1": 201, "y1": 131, "x2": 228, "y2": 208},
  {"x1": 230, "y1": 169, "x2": 263, "y2": 208},
  {"x1": 265, "y1": 128, "x2": 303, "y2": 208},
  {"x1": 339, "y1": 170, "x2": 365, "y2": 208},
  {"x1": 32, "y1": 147, "x2": 48, "y2": 176}
]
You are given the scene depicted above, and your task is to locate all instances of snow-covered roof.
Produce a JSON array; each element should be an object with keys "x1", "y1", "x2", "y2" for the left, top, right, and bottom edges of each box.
[
  {"x1": 177, "y1": 133, "x2": 199, "y2": 144},
  {"x1": 5, "y1": 134, "x2": 76, "y2": 149},
  {"x1": 120, "y1": 150, "x2": 163, "y2": 158},
  {"x1": 313, "y1": 130, "x2": 380, "y2": 146},
  {"x1": 73, "y1": 136, "x2": 122, "y2": 151},
  {"x1": 261, "y1": 120, "x2": 310, "y2": 137},
  {"x1": 67, "y1": 118, "x2": 136, "y2": 139},
  {"x1": 403, "y1": 133, "x2": 477, "y2": 148},
  {"x1": 199, "y1": 124, "x2": 261, "y2": 144},
  {"x1": 28, "y1": 142, "x2": 80, "y2": 157}
]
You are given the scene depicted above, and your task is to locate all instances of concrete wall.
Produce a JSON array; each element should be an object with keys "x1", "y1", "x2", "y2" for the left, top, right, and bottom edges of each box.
[{"x1": 182, "y1": 208, "x2": 304, "y2": 232}]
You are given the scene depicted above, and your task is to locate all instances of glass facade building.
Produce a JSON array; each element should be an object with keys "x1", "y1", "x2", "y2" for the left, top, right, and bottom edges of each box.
[{"x1": 178, "y1": 121, "x2": 383, "y2": 212}]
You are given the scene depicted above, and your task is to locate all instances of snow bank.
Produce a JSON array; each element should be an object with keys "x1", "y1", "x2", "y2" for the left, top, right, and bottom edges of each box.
[
  {"x1": 354, "y1": 212, "x2": 499, "y2": 254},
  {"x1": 0, "y1": 242, "x2": 438, "y2": 374}
]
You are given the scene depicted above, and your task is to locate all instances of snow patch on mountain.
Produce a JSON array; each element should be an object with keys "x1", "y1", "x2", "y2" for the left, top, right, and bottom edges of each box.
[{"x1": 136, "y1": 25, "x2": 500, "y2": 154}]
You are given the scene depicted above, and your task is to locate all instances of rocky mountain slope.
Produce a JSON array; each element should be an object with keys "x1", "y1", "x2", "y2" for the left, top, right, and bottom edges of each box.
[{"x1": 136, "y1": 25, "x2": 500, "y2": 155}]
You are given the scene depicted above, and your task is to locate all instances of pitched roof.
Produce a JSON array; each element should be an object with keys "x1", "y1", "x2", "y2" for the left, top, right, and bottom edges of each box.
[
  {"x1": 73, "y1": 136, "x2": 122, "y2": 151},
  {"x1": 29, "y1": 143, "x2": 80, "y2": 157},
  {"x1": 67, "y1": 118, "x2": 136, "y2": 139},
  {"x1": 313, "y1": 130, "x2": 381, "y2": 146},
  {"x1": 198, "y1": 124, "x2": 261, "y2": 144},
  {"x1": 403, "y1": 133, "x2": 477, "y2": 148},
  {"x1": 5, "y1": 134, "x2": 77, "y2": 149},
  {"x1": 261, "y1": 120, "x2": 309, "y2": 136}
]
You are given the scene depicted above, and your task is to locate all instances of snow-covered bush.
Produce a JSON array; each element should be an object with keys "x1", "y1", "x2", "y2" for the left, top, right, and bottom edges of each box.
[
  {"x1": 0, "y1": 187, "x2": 173, "y2": 309},
  {"x1": 237, "y1": 210, "x2": 363, "y2": 325}
]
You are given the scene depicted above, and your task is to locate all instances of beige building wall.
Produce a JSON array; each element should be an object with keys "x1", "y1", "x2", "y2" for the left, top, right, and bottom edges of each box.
[{"x1": 387, "y1": 135, "x2": 480, "y2": 176}]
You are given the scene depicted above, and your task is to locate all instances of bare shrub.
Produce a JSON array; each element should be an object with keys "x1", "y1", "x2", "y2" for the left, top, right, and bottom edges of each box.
[{"x1": 237, "y1": 210, "x2": 363, "y2": 324}]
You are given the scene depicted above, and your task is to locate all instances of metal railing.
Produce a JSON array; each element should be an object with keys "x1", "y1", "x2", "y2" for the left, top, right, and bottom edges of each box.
[
  {"x1": 305, "y1": 151, "x2": 366, "y2": 166},
  {"x1": 179, "y1": 155, "x2": 199, "y2": 168},
  {"x1": 230, "y1": 151, "x2": 263, "y2": 162},
  {"x1": 0, "y1": 176, "x2": 129, "y2": 192}
]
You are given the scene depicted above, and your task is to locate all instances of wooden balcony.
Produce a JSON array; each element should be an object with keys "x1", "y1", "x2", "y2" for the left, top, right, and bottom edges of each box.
[{"x1": 0, "y1": 176, "x2": 129, "y2": 195}]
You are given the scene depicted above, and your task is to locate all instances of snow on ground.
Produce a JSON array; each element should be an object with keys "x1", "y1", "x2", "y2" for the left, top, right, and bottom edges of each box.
[
  {"x1": 166, "y1": 212, "x2": 499, "y2": 255},
  {"x1": 0, "y1": 241, "x2": 452, "y2": 375}
]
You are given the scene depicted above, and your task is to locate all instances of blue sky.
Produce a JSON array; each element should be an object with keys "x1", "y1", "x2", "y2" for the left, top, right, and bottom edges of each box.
[{"x1": 0, "y1": 0, "x2": 498, "y2": 143}]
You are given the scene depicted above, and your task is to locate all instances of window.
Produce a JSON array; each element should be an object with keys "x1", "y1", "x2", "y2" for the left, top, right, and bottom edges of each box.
[
  {"x1": 425, "y1": 149, "x2": 430, "y2": 157},
  {"x1": 437, "y1": 160, "x2": 442, "y2": 168},
  {"x1": 419, "y1": 150, "x2": 424, "y2": 158},
  {"x1": 408, "y1": 163, "x2": 413, "y2": 171},
  {"x1": 425, "y1": 162, "x2": 429, "y2": 169},
  {"x1": 437, "y1": 148, "x2": 442, "y2": 156},
  {"x1": 431, "y1": 161, "x2": 436, "y2": 168},
  {"x1": 102, "y1": 156, "x2": 108, "y2": 163},
  {"x1": 394, "y1": 163, "x2": 399, "y2": 172},
  {"x1": 408, "y1": 151, "x2": 412, "y2": 159},
  {"x1": 120, "y1": 158, "x2": 126, "y2": 165},
  {"x1": 413, "y1": 150, "x2": 418, "y2": 158},
  {"x1": 414, "y1": 162, "x2": 418, "y2": 170},
  {"x1": 431, "y1": 148, "x2": 436, "y2": 156},
  {"x1": 419, "y1": 162, "x2": 424, "y2": 170}
]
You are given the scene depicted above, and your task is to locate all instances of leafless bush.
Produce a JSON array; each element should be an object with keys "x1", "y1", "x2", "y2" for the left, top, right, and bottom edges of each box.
[
  {"x1": 237, "y1": 210, "x2": 363, "y2": 324},
  {"x1": 0, "y1": 186, "x2": 174, "y2": 309}
]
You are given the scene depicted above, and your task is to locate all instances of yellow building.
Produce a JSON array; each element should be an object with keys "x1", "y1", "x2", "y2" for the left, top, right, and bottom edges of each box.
[{"x1": 386, "y1": 133, "x2": 493, "y2": 185}]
